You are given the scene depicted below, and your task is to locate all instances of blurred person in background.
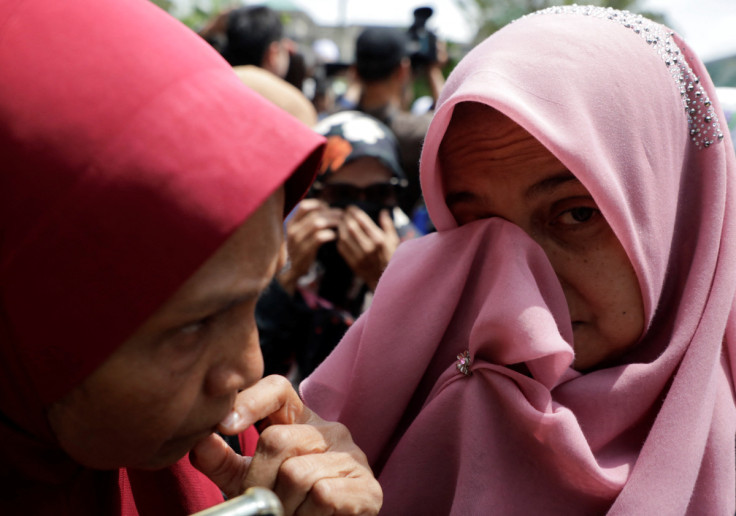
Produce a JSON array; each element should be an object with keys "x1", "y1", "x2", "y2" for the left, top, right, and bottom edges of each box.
[
  {"x1": 257, "y1": 111, "x2": 418, "y2": 383},
  {"x1": 220, "y1": 5, "x2": 292, "y2": 79},
  {"x1": 352, "y1": 23, "x2": 447, "y2": 223},
  {"x1": 199, "y1": 5, "x2": 317, "y2": 125},
  {"x1": 309, "y1": 38, "x2": 355, "y2": 120}
]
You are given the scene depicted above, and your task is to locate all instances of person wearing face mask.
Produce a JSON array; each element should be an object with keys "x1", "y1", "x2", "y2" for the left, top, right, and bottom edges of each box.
[
  {"x1": 0, "y1": 1, "x2": 382, "y2": 514},
  {"x1": 302, "y1": 5, "x2": 736, "y2": 514},
  {"x1": 257, "y1": 111, "x2": 418, "y2": 382}
]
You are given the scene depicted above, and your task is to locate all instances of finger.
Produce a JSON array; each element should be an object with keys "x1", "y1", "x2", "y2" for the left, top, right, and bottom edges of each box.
[
  {"x1": 218, "y1": 375, "x2": 305, "y2": 435},
  {"x1": 273, "y1": 452, "x2": 373, "y2": 515},
  {"x1": 289, "y1": 209, "x2": 341, "y2": 250},
  {"x1": 339, "y1": 209, "x2": 375, "y2": 254},
  {"x1": 379, "y1": 210, "x2": 400, "y2": 250},
  {"x1": 250, "y1": 410, "x2": 382, "y2": 515},
  {"x1": 312, "y1": 228, "x2": 338, "y2": 246},
  {"x1": 287, "y1": 210, "x2": 339, "y2": 276},
  {"x1": 346, "y1": 206, "x2": 384, "y2": 241},
  {"x1": 295, "y1": 476, "x2": 383, "y2": 516},
  {"x1": 378, "y1": 209, "x2": 395, "y2": 234},
  {"x1": 292, "y1": 198, "x2": 328, "y2": 219},
  {"x1": 293, "y1": 226, "x2": 337, "y2": 259},
  {"x1": 336, "y1": 228, "x2": 362, "y2": 269},
  {"x1": 311, "y1": 206, "x2": 344, "y2": 228},
  {"x1": 190, "y1": 432, "x2": 251, "y2": 499},
  {"x1": 336, "y1": 211, "x2": 378, "y2": 271},
  {"x1": 325, "y1": 206, "x2": 345, "y2": 221},
  {"x1": 244, "y1": 423, "x2": 329, "y2": 493},
  {"x1": 290, "y1": 208, "x2": 338, "y2": 238},
  {"x1": 350, "y1": 208, "x2": 392, "y2": 254}
]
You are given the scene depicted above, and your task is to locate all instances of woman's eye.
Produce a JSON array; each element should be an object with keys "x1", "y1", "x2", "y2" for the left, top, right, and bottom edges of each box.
[
  {"x1": 178, "y1": 316, "x2": 213, "y2": 336},
  {"x1": 179, "y1": 322, "x2": 202, "y2": 335},
  {"x1": 557, "y1": 206, "x2": 598, "y2": 225}
]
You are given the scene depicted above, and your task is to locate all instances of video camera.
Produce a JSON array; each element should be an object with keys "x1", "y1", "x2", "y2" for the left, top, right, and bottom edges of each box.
[{"x1": 406, "y1": 6, "x2": 437, "y2": 71}]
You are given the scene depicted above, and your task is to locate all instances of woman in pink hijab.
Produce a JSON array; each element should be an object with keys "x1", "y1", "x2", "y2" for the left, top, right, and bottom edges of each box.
[
  {"x1": 302, "y1": 5, "x2": 736, "y2": 513},
  {"x1": 0, "y1": 0, "x2": 381, "y2": 514}
]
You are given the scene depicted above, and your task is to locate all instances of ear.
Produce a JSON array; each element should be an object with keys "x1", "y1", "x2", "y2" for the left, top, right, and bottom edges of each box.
[
  {"x1": 394, "y1": 58, "x2": 412, "y2": 83},
  {"x1": 261, "y1": 40, "x2": 281, "y2": 70}
]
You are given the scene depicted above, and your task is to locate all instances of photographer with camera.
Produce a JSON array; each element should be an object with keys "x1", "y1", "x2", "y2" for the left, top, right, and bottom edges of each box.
[
  {"x1": 352, "y1": 9, "x2": 446, "y2": 220},
  {"x1": 256, "y1": 111, "x2": 418, "y2": 383},
  {"x1": 406, "y1": 7, "x2": 446, "y2": 105}
]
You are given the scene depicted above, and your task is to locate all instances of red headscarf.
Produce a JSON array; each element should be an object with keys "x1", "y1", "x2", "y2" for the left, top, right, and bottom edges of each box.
[{"x1": 0, "y1": 0, "x2": 323, "y2": 513}]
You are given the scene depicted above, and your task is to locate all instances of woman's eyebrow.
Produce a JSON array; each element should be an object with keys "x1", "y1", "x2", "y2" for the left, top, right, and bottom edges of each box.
[
  {"x1": 524, "y1": 171, "x2": 579, "y2": 200},
  {"x1": 176, "y1": 280, "x2": 267, "y2": 319},
  {"x1": 445, "y1": 190, "x2": 478, "y2": 209}
]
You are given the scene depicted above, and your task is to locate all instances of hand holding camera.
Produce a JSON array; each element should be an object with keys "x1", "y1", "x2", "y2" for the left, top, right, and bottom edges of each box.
[
  {"x1": 277, "y1": 199, "x2": 342, "y2": 295},
  {"x1": 336, "y1": 205, "x2": 400, "y2": 291}
]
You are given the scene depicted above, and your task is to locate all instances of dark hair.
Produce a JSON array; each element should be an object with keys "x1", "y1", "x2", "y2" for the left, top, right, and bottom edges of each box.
[
  {"x1": 355, "y1": 27, "x2": 408, "y2": 82},
  {"x1": 284, "y1": 51, "x2": 307, "y2": 90},
  {"x1": 222, "y1": 6, "x2": 283, "y2": 67}
]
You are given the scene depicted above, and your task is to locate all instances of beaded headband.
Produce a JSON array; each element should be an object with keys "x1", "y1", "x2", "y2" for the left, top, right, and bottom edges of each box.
[{"x1": 522, "y1": 5, "x2": 724, "y2": 149}]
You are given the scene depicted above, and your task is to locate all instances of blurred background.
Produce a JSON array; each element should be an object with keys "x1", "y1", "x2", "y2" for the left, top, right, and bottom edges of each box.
[
  {"x1": 152, "y1": 0, "x2": 736, "y2": 137},
  {"x1": 154, "y1": 0, "x2": 735, "y2": 84}
]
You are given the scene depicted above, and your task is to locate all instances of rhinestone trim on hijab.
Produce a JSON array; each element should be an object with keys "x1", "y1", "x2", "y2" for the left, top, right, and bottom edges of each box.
[{"x1": 523, "y1": 5, "x2": 724, "y2": 149}]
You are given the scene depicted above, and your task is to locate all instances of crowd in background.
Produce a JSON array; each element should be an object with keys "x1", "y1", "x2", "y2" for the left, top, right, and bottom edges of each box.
[{"x1": 195, "y1": 4, "x2": 451, "y2": 382}]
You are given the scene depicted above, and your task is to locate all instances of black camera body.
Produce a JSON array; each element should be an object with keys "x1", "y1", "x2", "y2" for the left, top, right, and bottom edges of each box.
[{"x1": 406, "y1": 6, "x2": 437, "y2": 70}]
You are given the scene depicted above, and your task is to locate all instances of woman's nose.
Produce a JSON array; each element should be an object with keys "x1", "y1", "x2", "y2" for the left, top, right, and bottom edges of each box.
[{"x1": 205, "y1": 323, "x2": 264, "y2": 398}]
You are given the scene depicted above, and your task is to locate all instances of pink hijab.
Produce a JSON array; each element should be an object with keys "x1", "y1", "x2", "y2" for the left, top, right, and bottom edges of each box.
[
  {"x1": 302, "y1": 6, "x2": 736, "y2": 513},
  {"x1": 0, "y1": 0, "x2": 322, "y2": 513}
]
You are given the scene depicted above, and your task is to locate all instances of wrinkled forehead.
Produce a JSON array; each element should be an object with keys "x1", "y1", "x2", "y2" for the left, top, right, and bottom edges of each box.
[
  {"x1": 439, "y1": 102, "x2": 523, "y2": 156},
  {"x1": 437, "y1": 102, "x2": 557, "y2": 184}
]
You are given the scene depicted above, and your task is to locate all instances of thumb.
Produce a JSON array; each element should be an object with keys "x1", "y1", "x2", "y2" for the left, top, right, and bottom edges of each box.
[{"x1": 190, "y1": 433, "x2": 251, "y2": 499}]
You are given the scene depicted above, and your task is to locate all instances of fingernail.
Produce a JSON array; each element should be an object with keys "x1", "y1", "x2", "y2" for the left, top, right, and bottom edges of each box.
[{"x1": 221, "y1": 410, "x2": 241, "y2": 429}]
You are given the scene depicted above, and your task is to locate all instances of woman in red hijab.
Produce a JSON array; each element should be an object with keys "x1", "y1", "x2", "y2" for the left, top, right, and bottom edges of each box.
[{"x1": 0, "y1": 0, "x2": 381, "y2": 514}]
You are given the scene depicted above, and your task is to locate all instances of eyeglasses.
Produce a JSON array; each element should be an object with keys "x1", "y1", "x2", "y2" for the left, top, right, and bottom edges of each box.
[{"x1": 311, "y1": 177, "x2": 407, "y2": 206}]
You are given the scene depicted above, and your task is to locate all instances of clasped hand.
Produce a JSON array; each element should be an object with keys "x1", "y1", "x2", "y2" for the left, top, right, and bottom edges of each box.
[{"x1": 191, "y1": 375, "x2": 382, "y2": 515}]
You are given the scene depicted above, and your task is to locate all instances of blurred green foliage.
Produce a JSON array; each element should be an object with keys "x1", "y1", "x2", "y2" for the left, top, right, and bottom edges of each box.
[
  {"x1": 707, "y1": 56, "x2": 736, "y2": 88},
  {"x1": 150, "y1": 0, "x2": 237, "y2": 30},
  {"x1": 453, "y1": 0, "x2": 665, "y2": 44},
  {"x1": 178, "y1": 1, "x2": 238, "y2": 29},
  {"x1": 149, "y1": 0, "x2": 175, "y2": 11}
]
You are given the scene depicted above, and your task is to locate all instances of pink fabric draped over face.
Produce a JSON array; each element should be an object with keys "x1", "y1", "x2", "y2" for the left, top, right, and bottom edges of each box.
[
  {"x1": 302, "y1": 6, "x2": 736, "y2": 514},
  {"x1": 0, "y1": 0, "x2": 323, "y2": 513}
]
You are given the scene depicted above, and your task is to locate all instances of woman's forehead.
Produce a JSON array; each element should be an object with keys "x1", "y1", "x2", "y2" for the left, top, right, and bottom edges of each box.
[
  {"x1": 440, "y1": 103, "x2": 563, "y2": 175},
  {"x1": 441, "y1": 103, "x2": 534, "y2": 156}
]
